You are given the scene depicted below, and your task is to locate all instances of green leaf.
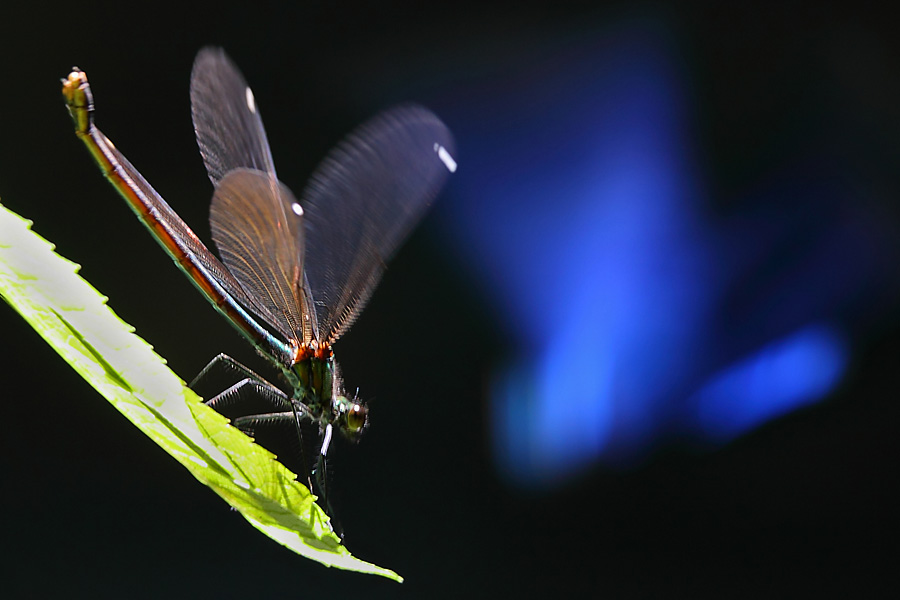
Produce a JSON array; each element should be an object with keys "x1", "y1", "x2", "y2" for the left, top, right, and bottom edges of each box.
[{"x1": 0, "y1": 200, "x2": 401, "y2": 582}]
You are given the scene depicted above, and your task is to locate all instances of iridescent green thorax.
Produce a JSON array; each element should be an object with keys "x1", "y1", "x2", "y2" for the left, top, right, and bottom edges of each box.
[
  {"x1": 288, "y1": 340, "x2": 368, "y2": 440},
  {"x1": 290, "y1": 342, "x2": 335, "y2": 416}
]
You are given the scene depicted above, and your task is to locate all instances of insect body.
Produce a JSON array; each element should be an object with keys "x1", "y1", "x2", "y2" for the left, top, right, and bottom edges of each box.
[{"x1": 62, "y1": 47, "x2": 456, "y2": 524}]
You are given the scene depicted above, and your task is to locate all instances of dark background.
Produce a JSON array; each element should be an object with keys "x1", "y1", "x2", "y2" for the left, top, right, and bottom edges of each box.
[{"x1": 2, "y1": 2, "x2": 899, "y2": 597}]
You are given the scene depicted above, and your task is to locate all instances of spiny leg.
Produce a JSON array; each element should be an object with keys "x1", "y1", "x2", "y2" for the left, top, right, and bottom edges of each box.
[
  {"x1": 193, "y1": 357, "x2": 340, "y2": 528},
  {"x1": 202, "y1": 375, "x2": 316, "y2": 495},
  {"x1": 232, "y1": 411, "x2": 295, "y2": 428},
  {"x1": 225, "y1": 393, "x2": 319, "y2": 498},
  {"x1": 190, "y1": 353, "x2": 278, "y2": 390},
  {"x1": 204, "y1": 378, "x2": 290, "y2": 413}
]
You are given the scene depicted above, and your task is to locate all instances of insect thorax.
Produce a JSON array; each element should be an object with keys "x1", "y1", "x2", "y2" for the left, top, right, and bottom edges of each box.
[{"x1": 289, "y1": 342, "x2": 335, "y2": 414}]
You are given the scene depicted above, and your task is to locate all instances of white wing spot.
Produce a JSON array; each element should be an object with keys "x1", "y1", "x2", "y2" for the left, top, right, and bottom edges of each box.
[
  {"x1": 434, "y1": 143, "x2": 457, "y2": 172},
  {"x1": 233, "y1": 479, "x2": 251, "y2": 490},
  {"x1": 291, "y1": 202, "x2": 304, "y2": 216},
  {"x1": 245, "y1": 87, "x2": 256, "y2": 114}
]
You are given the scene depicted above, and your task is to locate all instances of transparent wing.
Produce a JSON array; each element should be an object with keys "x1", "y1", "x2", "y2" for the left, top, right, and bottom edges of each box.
[
  {"x1": 192, "y1": 48, "x2": 315, "y2": 341},
  {"x1": 100, "y1": 129, "x2": 293, "y2": 344},
  {"x1": 210, "y1": 169, "x2": 314, "y2": 343},
  {"x1": 301, "y1": 105, "x2": 456, "y2": 344},
  {"x1": 191, "y1": 47, "x2": 276, "y2": 185}
]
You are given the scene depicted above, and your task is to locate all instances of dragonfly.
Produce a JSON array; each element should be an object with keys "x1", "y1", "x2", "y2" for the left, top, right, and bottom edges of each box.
[{"x1": 61, "y1": 47, "x2": 456, "y2": 525}]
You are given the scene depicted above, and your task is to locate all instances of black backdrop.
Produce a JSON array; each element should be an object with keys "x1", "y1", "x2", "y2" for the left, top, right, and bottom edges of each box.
[{"x1": 2, "y1": 2, "x2": 899, "y2": 597}]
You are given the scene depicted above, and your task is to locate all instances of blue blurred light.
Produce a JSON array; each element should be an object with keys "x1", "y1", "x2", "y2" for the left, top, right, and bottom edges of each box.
[
  {"x1": 434, "y1": 21, "x2": 886, "y2": 487},
  {"x1": 691, "y1": 324, "x2": 847, "y2": 441},
  {"x1": 445, "y1": 25, "x2": 720, "y2": 484}
]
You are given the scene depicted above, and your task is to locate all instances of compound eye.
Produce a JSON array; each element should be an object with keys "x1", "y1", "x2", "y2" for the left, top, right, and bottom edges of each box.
[{"x1": 346, "y1": 403, "x2": 368, "y2": 433}]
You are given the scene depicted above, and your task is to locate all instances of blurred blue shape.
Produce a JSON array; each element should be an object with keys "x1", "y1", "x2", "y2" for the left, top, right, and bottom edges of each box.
[
  {"x1": 691, "y1": 324, "x2": 847, "y2": 441},
  {"x1": 435, "y1": 20, "x2": 891, "y2": 487},
  {"x1": 444, "y1": 24, "x2": 717, "y2": 485}
]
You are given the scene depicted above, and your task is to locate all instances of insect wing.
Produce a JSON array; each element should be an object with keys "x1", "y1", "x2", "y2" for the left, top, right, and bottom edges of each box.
[
  {"x1": 191, "y1": 47, "x2": 277, "y2": 186},
  {"x1": 301, "y1": 105, "x2": 456, "y2": 344},
  {"x1": 210, "y1": 169, "x2": 313, "y2": 343}
]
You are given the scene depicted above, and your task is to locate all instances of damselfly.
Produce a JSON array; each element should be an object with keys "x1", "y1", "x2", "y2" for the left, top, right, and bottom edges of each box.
[{"x1": 62, "y1": 48, "x2": 456, "y2": 526}]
